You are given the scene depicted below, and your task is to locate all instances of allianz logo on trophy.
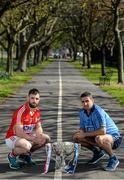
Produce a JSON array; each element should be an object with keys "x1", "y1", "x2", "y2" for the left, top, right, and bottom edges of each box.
[{"x1": 43, "y1": 141, "x2": 81, "y2": 174}]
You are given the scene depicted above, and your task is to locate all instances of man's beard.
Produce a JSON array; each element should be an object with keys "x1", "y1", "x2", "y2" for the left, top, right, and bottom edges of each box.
[{"x1": 29, "y1": 102, "x2": 38, "y2": 108}]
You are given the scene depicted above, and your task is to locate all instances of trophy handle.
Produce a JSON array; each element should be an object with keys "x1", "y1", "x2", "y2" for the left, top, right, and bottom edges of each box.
[
  {"x1": 65, "y1": 143, "x2": 79, "y2": 174},
  {"x1": 43, "y1": 143, "x2": 52, "y2": 174}
]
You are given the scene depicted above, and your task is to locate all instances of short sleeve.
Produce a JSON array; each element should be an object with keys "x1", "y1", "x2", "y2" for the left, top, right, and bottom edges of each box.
[
  {"x1": 35, "y1": 111, "x2": 41, "y2": 123},
  {"x1": 79, "y1": 109, "x2": 85, "y2": 129}
]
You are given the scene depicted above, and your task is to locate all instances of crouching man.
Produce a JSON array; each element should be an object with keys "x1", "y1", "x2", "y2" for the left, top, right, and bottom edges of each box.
[
  {"x1": 5, "y1": 88, "x2": 50, "y2": 169},
  {"x1": 73, "y1": 91, "x2": 122, "y2": 171}
]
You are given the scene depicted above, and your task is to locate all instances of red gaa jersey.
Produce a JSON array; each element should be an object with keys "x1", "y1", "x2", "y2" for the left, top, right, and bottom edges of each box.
[{"x1": 5, "y1": 102, "x2": 41, "y2": 139}]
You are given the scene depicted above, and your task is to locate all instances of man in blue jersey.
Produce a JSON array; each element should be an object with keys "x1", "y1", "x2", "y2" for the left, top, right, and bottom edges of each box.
[{"x1": 73, "y1": 91, "x2": 122, "y2": 171}]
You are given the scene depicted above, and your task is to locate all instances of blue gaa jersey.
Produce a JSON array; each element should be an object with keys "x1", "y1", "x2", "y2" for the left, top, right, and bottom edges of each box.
[{"x1": 79, "y1": 104, "x2": 120, "y2": 136}]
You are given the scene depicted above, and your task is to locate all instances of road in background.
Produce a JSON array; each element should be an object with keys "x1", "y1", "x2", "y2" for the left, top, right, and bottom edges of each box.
[{"x1": 0, "y1": 59, "x2": 124, "y2": 179}]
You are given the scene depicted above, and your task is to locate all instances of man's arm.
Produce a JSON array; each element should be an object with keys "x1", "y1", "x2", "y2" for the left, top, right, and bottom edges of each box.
[
  {"x1": 35, "y1": 122, "x2": 43, "y2": 137},
  {"x1": 84, "y1": 127, "x2": 106, "y2": 137},
  {"x1": 35, "y1": 122, "x2": 49, "y2": 145}
]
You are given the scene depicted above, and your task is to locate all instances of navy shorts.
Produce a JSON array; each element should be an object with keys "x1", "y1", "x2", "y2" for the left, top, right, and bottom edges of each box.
[{"x1": 112, "y1": 136, "x2": 122, "y2": 150}]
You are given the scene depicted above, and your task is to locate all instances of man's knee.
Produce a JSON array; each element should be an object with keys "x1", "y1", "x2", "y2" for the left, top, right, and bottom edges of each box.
[
  {"x1": 14, "y1": 140, "x2": 32, "y2": 154},
  {"x1": 95, "y1": 136, "x2": 102, "y2": 144},
  {"x1": 72, "y1": 133, "x2": 81, "y2": 143},
  {"x1": 95, "y1": 136, "x2": 106, "y2": 147},
  {"x1": 43, "y1": 134, "x2": 51, "y2": 144},
  {"x1": 95, "y1": 135, "x2": 113, "y2": 148},
  {"x1": 22, "y1": 141, "x2": 32, "y2": 152},
  {"x1": 16, "y1": 138, "x2": 32, "y2": 151},
  {"x1": 46, "y1": 134, "x2": 51, "y2": 143},
  {"x1": 37, "y1": 133, "x2": 51, "y2": 146}
]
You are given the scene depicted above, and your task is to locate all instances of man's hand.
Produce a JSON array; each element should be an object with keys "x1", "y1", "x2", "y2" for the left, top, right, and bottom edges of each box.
[
  {"x1": 76, "y1": 130, "x2": 86, "y2": 139},
  {"x1": 33, "y1": 134, "x2": 46, "y2": 145},
  {"x1": 73, "y1": 129, "x2": 86, "y2": 143}
]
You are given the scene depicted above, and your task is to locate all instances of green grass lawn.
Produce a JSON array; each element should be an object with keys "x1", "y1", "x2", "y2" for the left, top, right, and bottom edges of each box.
[
  {"x1": 1, "y1": 58, "x2": 124, "y2": 107},
  {"x1": 0, "y1": 60, "x2": 52, "y2": 103},
  {"x1": 70, "y1": 60, "x2": 124, "y2": 107}
]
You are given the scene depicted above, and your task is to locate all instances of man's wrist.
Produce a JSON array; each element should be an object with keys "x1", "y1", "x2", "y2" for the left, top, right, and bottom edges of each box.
[
  {"x1": 29, "y1": 135, "x2": 36, "y2": 142},
  {"x1": 84, "y1": 132, "x2": 88, "y2": 137}
]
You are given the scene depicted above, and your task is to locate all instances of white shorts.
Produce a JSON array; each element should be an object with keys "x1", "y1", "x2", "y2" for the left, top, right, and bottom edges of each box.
[{"x1": 5, "y1": 136, "x2": 21, "y2": 150}]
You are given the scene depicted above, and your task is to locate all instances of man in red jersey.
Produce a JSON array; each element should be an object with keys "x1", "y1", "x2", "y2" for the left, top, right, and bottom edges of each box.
[{"x1": 5, "y1": 88, "x2": 50, "y2": 169}]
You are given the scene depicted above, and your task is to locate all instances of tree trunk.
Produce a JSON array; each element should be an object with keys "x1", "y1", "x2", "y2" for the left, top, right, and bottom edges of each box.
[
  {"x1": 6, "y1": 37, "x2": 13, "y2": 76},
  {"x1": 37, "y1": 48, "x2": 42, "y2": 63},
  {"x1": 17, "y1": 32, "x2": 29, "y2": 72},
  {"x1": 33, "y1": 46, "x2": 41, "y2": 66},
  {"x1": 87, "y1": 51, "x2": 91, "y2": 69},
  {"x1": 82, "y1": 52, "x2": 86, "y2": 67},
  {"x1": 18, "y1": 49, "x2": 28, "y2": 71},
  {"x1": 113, "y1": 1, "x2": 123, "y2": 83},
  {"x1": 101, "y1": 46, "x2": 106, "y2": 76},
  {"x1": 73, "y1": 51, "x2": 77, "y2": 61},
  {"x1": 41, "y1": 51, "x2": 44, "y2": 62}
]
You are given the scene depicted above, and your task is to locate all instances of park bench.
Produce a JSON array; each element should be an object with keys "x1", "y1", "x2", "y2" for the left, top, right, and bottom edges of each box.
[{"x1": 99, "y1": 70, "x2": 113, "y2": 86}]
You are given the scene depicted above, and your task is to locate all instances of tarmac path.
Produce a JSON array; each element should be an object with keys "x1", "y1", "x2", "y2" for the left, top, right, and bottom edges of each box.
[{"x1": 0, "y1": 59, "x2": 124, "y2": 179}]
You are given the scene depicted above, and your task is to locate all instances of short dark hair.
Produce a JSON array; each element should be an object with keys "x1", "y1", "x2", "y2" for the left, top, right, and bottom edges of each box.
[
  {"x1": 28, "y1": 88, "x2": 40, "y2": 95},
  {"x1": 80, "y1": 91, "x2": 93, "y2": 98}
]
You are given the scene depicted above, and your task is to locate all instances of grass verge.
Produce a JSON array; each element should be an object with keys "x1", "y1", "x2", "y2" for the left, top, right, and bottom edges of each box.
[
  {"x1": 0, "y1": 60, "x2": 52, "y2": 103},
  {"x1": 70, "y1": 60, "x2": 124, "y2": 107}
]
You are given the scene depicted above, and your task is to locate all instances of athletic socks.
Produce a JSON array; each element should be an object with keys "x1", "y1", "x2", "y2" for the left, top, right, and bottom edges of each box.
[
  {"x1": 9, "y1": 151, "x2": 17, "y2": 157},
  {"x1": 88, "y1": 146, "x2": 101, "y2": 154}
]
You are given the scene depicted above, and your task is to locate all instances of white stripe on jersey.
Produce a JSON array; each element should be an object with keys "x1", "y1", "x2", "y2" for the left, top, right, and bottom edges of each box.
[{"x1": 16, "y1": 105, "x2": 25, "y2": 124}]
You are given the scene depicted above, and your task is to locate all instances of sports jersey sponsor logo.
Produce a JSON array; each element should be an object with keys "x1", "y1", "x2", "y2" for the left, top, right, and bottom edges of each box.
[
  {"x1": 86, "y1": 126, "x2": 95, "y2": 131},
  {"x1": 23, "y1": 124, "x2": 35, "y2": 133}
]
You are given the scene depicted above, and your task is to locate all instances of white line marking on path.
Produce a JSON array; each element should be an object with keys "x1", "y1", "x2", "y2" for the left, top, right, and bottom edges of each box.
[{"x1": 54, "y1": 61, "x2": 63, "y2": 180}]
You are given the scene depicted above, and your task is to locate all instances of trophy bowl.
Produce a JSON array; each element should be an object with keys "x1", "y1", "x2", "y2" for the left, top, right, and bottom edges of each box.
[
  {"x1": 52, "y1": 142, "x2": 63, "y2": 156},
  {"x1": 44, "y1": 142, "x2": 80, "y2": 173},
  {"x1": 62, "y1": 142, "x2": 75, "y2": 156},
  {"x1": 52, "y1": 142, "x2": 75, "y2": 156}
]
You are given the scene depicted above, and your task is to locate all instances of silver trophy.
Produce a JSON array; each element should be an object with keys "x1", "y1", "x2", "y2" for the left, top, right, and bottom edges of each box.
[
  {"x1": 44, "y1": 142, "x2": 80, "y2": 173},
  {"x1": 63, "y1": 142, "x2": 75, "y2": 156},
  {"x1": 52, "y1": 142, "x2": 75, "y2": 169}
]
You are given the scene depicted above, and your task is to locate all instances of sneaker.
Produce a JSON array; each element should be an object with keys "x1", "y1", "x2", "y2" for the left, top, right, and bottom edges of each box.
[
  {"x1": 105, "y1": 156, "x2": 119, "y2": 171},
  {"x1": 8, "y1": 153, "x2": 21, "y2": 169},
  {"x1": 18, "y1": 154, "x2": 36, "y2": 165},
  {"x1": 65, "y1": 164, "x2": 76, "y2": 174},
  {"x1": 88, "y1": 150, "x2": 105, "y2": 164}
]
